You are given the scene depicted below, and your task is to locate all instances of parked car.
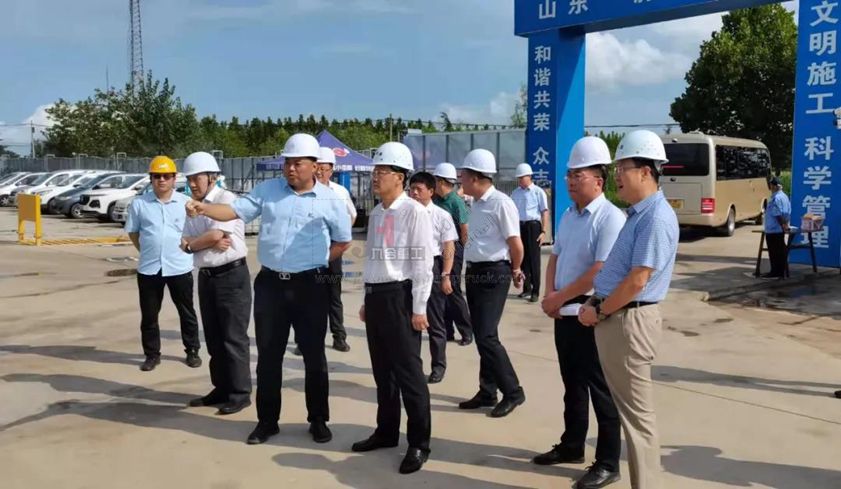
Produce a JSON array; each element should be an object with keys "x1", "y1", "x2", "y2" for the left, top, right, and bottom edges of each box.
[
  {"x1": 51, "y1": 172, "x2": 124, "y2": 217},
  {"x1": 27, "y1": 170, "x2": 110, "y2": 212},
  {"x1": 0, "y1": 173, "x2": 46, "y2": 206},
  {"x1": 111, "y1": 175, "x2": 188, "y2": 223},
  {"x1": 79, "y1": 174, "x2": 149, "y2": 221},
  {"x1": 0, "y1": 172, "x2": 28, "y2": 186}
]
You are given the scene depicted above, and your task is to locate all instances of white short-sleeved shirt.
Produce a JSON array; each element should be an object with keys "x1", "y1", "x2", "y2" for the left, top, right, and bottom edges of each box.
[
  {"x1": 425, "y1": 201, "x2": 458, "y2": 257},
  {"x1": 329, "y1": 181, "x2": 357, "y2": 222},
  {"x1": 183, "y1": 186, "x2": 248, "y2": 268},
  {"x1": 464, "y1": 186, "x2": 521, "y2": 263}
]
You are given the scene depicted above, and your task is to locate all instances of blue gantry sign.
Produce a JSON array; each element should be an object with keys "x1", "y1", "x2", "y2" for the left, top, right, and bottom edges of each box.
[{"x1": 515, "y1": 0, "x2": 841, "y2": 267}]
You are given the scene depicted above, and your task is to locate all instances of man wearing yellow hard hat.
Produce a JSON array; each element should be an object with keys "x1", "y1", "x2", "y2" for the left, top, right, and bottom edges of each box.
[{"x1": 125, "y1": 156, "x2": 202, "y2": 372}]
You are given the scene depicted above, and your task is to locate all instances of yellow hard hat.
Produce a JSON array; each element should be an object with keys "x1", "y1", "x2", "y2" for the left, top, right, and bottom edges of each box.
[{"x1": 149, "y1": 155, "x2": 177, "y2": 174}]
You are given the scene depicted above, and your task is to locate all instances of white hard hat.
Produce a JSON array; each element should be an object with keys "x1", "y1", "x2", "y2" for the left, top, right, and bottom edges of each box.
[
  {"x1": 515, "y1": 163, "x2": 533, "y2": 178},
  {"x1": 372, "y1": 142, "x2": 414, "y2": 171},
  {"x1": 433, "y1": 162, "x2": 457, "y2": 181},
  {"x1": 183, "y1": 151, "x2": 220, "y2": 176},
  {"x1": 461, "y1": 148, "x2": 497, "y2": 175},
  {"x1": 568, "y1": 136, "x2": 612, "y2": 169},
  {"x1": 317, "y1": 147, "x2": 336, "y2": 165},
  {"x1": 281, "y1": 133, "x2": 321, "y2": 159},
  {"x1": 614, "y1": 130, "x2": 668, "y2": 166}
]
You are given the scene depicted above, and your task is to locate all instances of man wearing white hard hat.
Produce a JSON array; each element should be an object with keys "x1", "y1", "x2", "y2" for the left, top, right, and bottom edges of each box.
[
  {"x1": 511, "y1": 163, "x2": 550, "y2": 303},
  {"x1": 354, "y1": 142, "x2": 434, "y2": 474},
  {"x1": 316, "y1": 146, "x2": 356, "y2": 352},
  {"x1": 186, "y1": 133, "x2": 352, "y2": 446},
  {"x1": 181, "y1": 152, "x2": 252, "y2": 416},
  {"x1": 535, "y1": 137, "x2": 625, "y2": 489},
  {"x1": 432, "y1": 162, "x2": 473, "y2": 346},
  {"x1": 457, "y1": 148, "x2": 526, "y2": 418},
  {"x1": 578, "y1": 130, "x2": 679, "y2": 489}
]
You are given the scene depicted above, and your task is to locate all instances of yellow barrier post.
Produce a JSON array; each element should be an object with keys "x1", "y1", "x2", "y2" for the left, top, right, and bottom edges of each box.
[{"x1": 18, "y1": 194, "x2": 43, "y2": 246}]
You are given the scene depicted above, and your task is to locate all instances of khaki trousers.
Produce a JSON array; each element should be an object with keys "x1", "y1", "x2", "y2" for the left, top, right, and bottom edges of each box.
[{"x1": 594, "y1": 305, "x2": 663, "y2": 489}]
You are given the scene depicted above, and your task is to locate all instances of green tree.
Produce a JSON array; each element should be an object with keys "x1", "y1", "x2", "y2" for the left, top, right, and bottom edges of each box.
[
  {"x1": 510, "y1": 83, "x2": 527, "y2": 128},
  {"x1": 670, "y1": 5, "x2": 796, "y2": 169}
]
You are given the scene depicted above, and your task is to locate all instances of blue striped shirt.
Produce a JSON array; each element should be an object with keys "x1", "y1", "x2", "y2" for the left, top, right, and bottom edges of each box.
[
  {"x1": 594, "y1": 190, "x2": 679, "y2": 302},
  {"x1": 124, "y1": 191, "x2": 194, "y2": 277}
]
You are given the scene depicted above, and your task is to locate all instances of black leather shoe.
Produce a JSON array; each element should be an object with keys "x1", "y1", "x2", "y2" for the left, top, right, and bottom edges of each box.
[
  {"x1": 293, "y1": 345, "x2": 302, "y2": 356},
  {"x1": 140, "y1": 355, "x2": 160, "y2": 371},
  {"x1": 246, "y1": 423, "x2": 279, "y2": 445},
  {"x1": 835, "y1": 390, "x2": 841, "y2": 399},
  {"x1": 574, "y1": 464, "x2": 621, "y2": 489},
  {"x1": 185, "y1": 350, "x2": 202, "y2": 368},
  {"x1": 188, "y1": 391, "x2": 227, "y2": 407},
  {"x1": 333, "y1": 337, "x2": 350, "y2": 352},
  {"x1": 351, "y1": 434, "x2": 399, "y2": 452},
  {"x1": 427, "y1": 371, "x2": 444, "y2": 384},
  {"x1": 532, "y1": 444, "x2": 585, "y2": 465},
  {"x1": 217, "y1": 399, "x2": 251, "y2": 415},
  {"x1": 309, "y1": 420, "x2": 333, "y2": 443},
  {"x1": 458, "y1": 393, "x2": 498, "y2": 410},
  {"x1": 457, "y1": 337, "x2": 473, "y2": 346},
  {"x1": 529, "y1": 294, "x2": 539, "y2": 303},
  {"x1": 489, "y1": 395, "x2": 525, "y2": 418},
  {"x1": 517, "y1": 291, "x2": 530, "y2": 299},
  {"x1": 399, "y1": 447, "x2": 429, "y2": 474}
]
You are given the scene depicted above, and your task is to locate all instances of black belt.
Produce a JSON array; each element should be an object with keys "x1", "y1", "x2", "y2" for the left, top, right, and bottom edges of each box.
[
  {"x1": 620, "y1": 301, "x2": 658, "y2": 311},
  {"x1": 365, "y1": 280, "x2": 410, "y2": 294},
  {"x1": 261, "y1": 266, "x2": 327, "y2": 281},
  {"x1": 520, "y1": 220, "x2": 541, "y2": 224},
  {"x1": 199, "y1": 258, "x2": 247, "y2": 277},
  {"x1": 466, "y1": 260, "x2": 510, "y2": 268}
]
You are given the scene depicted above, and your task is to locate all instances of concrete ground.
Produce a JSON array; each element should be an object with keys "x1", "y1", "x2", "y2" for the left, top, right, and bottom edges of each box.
[{"x1": 1, "y1": 209, "x2": 840, "y2": 489}]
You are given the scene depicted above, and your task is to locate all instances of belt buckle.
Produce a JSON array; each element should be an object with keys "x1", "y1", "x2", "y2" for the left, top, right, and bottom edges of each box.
[{"x1": 278, "y1": 272, "x2": 291, "y2": 281}]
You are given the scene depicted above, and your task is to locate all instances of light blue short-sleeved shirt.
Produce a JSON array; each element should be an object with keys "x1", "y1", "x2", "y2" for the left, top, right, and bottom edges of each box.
[
  {"x1": 511, "y1": 183, "x2": 549, "y2": 221},
  {"x1": 124, "y1": 191, "x2": 194, "y2": 277},
  {"x1": 765, "y1": 190, "x2": 792, "y2": 234},
  {"x1": 231, "y1": 178, "x2": 352, "y2": 272},
  {"x1": 594, "y1": 190, "x2": 679, "y2": 302},
  {"x1": 553, "y1": 194, "x2": 626, "y2": 291}
]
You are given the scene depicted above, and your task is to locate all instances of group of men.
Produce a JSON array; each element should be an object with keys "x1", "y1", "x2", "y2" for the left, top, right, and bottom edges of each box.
[{"x1": 125, "y1": 129, "x2": 679, "y2": 488}]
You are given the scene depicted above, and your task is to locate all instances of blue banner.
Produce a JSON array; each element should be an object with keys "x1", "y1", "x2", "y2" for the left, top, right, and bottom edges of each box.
[
  {"x1": 515, "y1": 0, "x2": 778, "y2": 36},
  {"x1": 790, "y1": 0, "x2": 841, "y2": 267}
]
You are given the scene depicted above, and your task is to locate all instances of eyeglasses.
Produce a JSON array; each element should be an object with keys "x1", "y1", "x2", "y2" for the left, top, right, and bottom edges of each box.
[
  {"x1": 614, "y1": 164, "x2": 641, "y2": 175},
  {"x1": 564, "y1": 171, "x2": 599, "y2": 182},
  {"x1": 316, "y1": 164, "x2": 334, "y2": 172},
  {"x1": 150, "y1": 174, "x2": 175, "y2": 180},
  {"x1": 372, "y1": 169, "x2": 396, "y2": 177}
]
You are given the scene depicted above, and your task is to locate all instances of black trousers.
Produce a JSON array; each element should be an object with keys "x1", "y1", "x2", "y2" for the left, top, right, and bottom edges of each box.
[
  {"x1": 766, "y1": 232, "x2": 788, "y2": 277},
  {"x1": 364, "y1": 280, "x2": 431, "y2": 451},
  {"x1": 327, "y1": 257, "x2": 348, "y2": 341},
  {"x1": 427, "y1": 257, "x2": 447, "y2": 375},
  {"x1": 444, "y1": 240, "x2": 473, "y2": 341},
  {"x1": 555, "y1": 316, "x2": 621, "y2": 472},
  {"x1": 520, "y1": 221, "x2": 542, "y2": 295},
  {"x1": 253, "y1": 268, "x2": 330, "y2": 424},
  {"x1": 198, "y1": 263, "x2": 252, "y2": 403},
  {"x1": 465, "y1": 261, "x2": 523, "y2": 400},
  {"x1": 137, "y1": 271, "x2": 200, "y2": 357}
]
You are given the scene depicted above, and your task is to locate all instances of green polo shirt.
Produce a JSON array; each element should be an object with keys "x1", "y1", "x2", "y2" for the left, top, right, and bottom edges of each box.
[{"x1": 433, "y1": 189, "x2": 469, "y2": 226}]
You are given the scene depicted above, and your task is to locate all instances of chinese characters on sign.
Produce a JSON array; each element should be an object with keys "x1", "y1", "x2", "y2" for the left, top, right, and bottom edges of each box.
[
  {"x1": 528, "y1": 35, "x2": 556, "y2": 188},
  {"x1": 792, "y1": 0, "x2": 840, "y2": 258}
]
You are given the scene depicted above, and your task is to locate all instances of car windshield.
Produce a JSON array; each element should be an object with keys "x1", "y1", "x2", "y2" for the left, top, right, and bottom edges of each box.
[
  {"x1": 119, "y1": 176, "x2": 145, "y2": 189},
  {"x1": 29, "y1": 174, "x2": 51, "y2": 185},
  {"x1": 50, "y1": 174, "x2": 76, "y2": 186},
  {"x1": 75, "y1": 175, "x2": 99, "y2": 187},
  {"x1": 0, "y1": 174, "x2": 21, "y2": 185}
]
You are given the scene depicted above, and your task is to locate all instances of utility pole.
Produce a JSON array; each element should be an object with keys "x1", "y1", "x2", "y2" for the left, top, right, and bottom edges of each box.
[
  {"x1": 30, "y1": 123, "x2": 35, "y2": 157},
  {"x1": 129, "y1": 0, "x2": 144, "y2": 89}
]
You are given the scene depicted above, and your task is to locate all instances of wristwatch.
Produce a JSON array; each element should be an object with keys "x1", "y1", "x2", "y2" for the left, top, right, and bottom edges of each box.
[
  {"x1": 184, "y1": 242, "x2": 194, "y2": 254},
  {"x1": 592, "y1": 297, "x2": 609, "y2": 321}
]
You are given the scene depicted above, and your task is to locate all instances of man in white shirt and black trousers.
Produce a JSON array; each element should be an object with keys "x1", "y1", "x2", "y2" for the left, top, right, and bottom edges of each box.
[
  {"x1": 457, "y1": 148, "x2": 527, "y2": 418},
  {"x1": 181, "y1": 152, "x2": 253, "y2": 416},
  {"x1": 408, "y1": 171, "x2": 458, "y2": 384},
  {"x1": 354, "y1": 142, "x2": 434, "y2": 474}
]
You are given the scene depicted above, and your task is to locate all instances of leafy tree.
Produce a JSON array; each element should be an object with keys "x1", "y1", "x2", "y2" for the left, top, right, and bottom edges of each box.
[{"x1": 670, "y1": 5, "x2": 796, "y2": 169}]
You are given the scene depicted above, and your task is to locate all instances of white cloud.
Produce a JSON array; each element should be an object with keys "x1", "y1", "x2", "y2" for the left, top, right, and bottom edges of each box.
[
  {"x1": 440, "y1": 91, "x2": 519, "y2": 126},
  {"x1": 585, "y1": 32, "x2": 691, "y2": 91},
  {"x1": 0, "y1": 105, "x2": 55, "y2": 155}
]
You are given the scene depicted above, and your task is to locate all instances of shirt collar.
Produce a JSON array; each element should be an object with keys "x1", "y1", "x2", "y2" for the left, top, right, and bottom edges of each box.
[
  {"x1": 478, "y1": 185, "x2": 496, "y2": 202},
  {"x1": 284, "y1": 179, "x2": 319, "y2": 196},
  {"x1": 385, "y1": 192, "x2": 410, "y2": 211},
  {"x1": 204, "y1": 185, "x2": 221, "y2": 203},
  {"x1": 627, "y1": 190, "x2": 664, "y2": 217},
  {"x1": 571, "y1": 193, "x2": 607, "y2": 216}
]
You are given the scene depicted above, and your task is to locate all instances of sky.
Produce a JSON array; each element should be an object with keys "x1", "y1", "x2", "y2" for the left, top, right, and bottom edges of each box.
[{"x1": 0, "y1": 0, "x2": 798, "y2": 154}]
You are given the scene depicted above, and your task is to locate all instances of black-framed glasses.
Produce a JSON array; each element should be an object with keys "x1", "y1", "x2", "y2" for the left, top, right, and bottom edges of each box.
[{"x1": 151, "y1": 174, "x2": 175, "y2": 180}]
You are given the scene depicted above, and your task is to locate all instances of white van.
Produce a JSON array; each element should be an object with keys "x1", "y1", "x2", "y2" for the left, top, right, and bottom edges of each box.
[{"x1": 660, "y1": 133, "x2": 771, "y2": 236}]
